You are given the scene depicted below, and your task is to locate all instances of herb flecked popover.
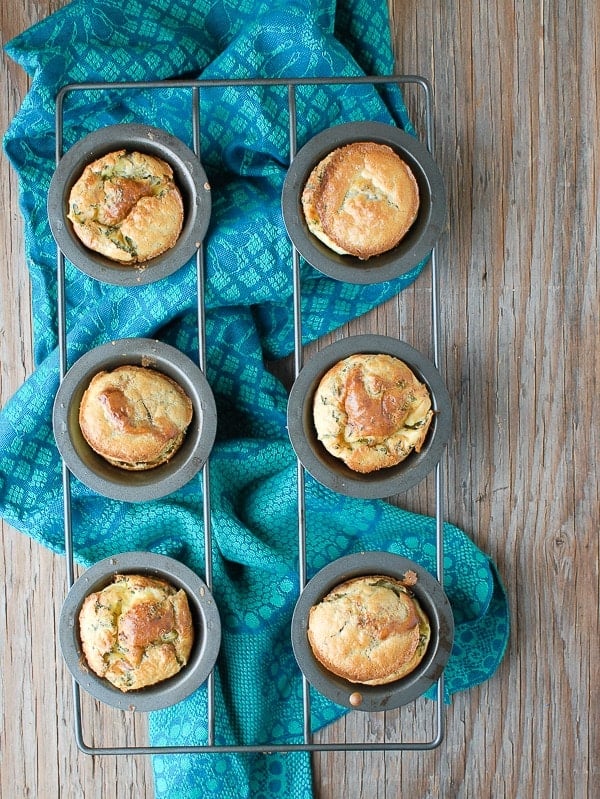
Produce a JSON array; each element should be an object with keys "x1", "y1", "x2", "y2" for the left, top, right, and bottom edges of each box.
[
  {"x1": 312, "y1": 352, "x2": 433, "y2": 473},
  {"x1": 307, "y1": 573, "x2": 431, "y2": 685},
  {"x1": 78, "y1": 573, "x2": 194, "y2": 692},
  {"x1": 67, "y1": 149, "x2": 184, "y2": 264},
  {"x1": 78, "y1": 364, "x2": 193, "y2": 471}
]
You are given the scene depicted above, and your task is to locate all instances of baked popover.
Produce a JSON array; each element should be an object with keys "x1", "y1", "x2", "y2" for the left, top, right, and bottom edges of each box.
[
  {"x1": 301, "y1": 141, "x2": 419, "y2": 259},
  {"x1": 78, "y1": 364, "x2": 193, "y2": 470},
  {"x1": 307, "y1": 573, "x2": 431, "y2": 685},
  {"x1": 67, "y1": 149, "x2": 184, "y2": 263},
  {"x1": 79, "y1": 573, "x2": 194, "y2": 692},
  {"x1": 312, "y1": 353, "x2": 433, "y2": 473}
]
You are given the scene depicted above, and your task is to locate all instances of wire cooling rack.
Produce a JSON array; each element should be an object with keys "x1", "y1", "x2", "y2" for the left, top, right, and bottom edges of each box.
[{"x1": 53, "y1": 74, "x2": 447, "y2": 755}]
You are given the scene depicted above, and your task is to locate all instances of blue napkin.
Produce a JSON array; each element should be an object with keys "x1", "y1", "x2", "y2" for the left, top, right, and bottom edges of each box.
[{"x1": 2, "y1": 1, "x2": 510, "y2": 797}]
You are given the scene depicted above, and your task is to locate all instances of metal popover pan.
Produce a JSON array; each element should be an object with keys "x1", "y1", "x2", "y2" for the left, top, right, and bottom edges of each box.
[
  {"x1": 59, "y1": 551, "x2": 221, "y2": 712},
  {"x1": 281, "y1": 121, "x2": 446, "y2": 285},
  {"x1": 291, "y1": 551, "x2": 454, "y2": 711},
  {"x1": 48, "y1": 123, "x2": 211, "y2": 286},
  {"x1": 287, "y1": 334, "x2": 452, "y2": 499},
  {"x1": 52, "y1": 338, "x2": 217, "y2": 502}
]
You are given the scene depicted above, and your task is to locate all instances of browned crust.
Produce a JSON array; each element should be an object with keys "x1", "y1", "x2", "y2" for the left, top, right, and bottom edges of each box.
[
  {"x1": 79, "y1": 365, "x2": 193, "y2": 470},
  {"x1": 301, "y1": 141, "x2": 419, "y2": 259},
  {"x1": 312, "y1": 353, "x2": 433, "y2": 473},
  {"x1": 307, "y1": 575, "x2": 430, "y2": 685},
  {"x1": 79, "y1": 574, "x2": 194, "y2": 692},
  {"x1": 67, "y1": 149, "x2": 184, "y2": 264}
]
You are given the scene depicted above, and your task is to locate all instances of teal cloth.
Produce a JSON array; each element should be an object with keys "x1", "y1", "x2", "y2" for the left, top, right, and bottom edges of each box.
[{"x1": 2, "y1": 1, "x2": 510, "y2": 797}]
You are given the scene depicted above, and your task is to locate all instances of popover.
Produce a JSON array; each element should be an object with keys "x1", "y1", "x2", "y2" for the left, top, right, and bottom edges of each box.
[
  {"x1": 78, "y1": 364, "x2": 193, "y2": 470},
  {"x1": 307, "y1": 573, "x2": 431, "y2": 685},
  {"x1": 312, "y1": 353, "x2": 433, "y2": 473},
  {"x1": 301, "y1": 141, "x2": 419, "y2": 259},
  {"x1": 79, "y1": 573, "x2": 194, "y2": 692},
  {"x1": 67, "y1": 149, "x2": 184, "y2": 263}
]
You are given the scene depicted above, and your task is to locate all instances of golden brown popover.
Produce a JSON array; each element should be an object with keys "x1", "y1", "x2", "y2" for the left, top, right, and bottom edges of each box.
[
  {"x1": 307, "y1": 573, "x2": 430, "y2": 685},
  {"x1": 79, "y1": 364, "x2": 193, "y2": 470},
  {"x1": 312, "y1": 353, "x2": 433, "y2": 473},
  {"x1": 301, "y1": 141, "x2": 419, "y2": 259},
  {"x1": 68, "y1": 149, "x2": 184, "y2": 263},
  {"x1": 79, "y1": 573, "x2": 194, "y2": 692}
]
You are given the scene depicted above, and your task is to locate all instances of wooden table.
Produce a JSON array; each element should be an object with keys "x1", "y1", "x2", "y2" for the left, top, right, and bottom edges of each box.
[{"x1": 1, "y1": 1, "x2": 597, "y2": 796}]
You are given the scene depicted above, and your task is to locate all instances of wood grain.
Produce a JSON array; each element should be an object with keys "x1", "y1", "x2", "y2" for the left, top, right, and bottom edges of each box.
[{"x1": 1, "y1": 1, "x2": 598, "y2": 798}]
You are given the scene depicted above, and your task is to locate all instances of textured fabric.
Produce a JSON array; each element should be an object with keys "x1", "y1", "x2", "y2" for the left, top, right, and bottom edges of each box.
[{"x1": 2, "y1": 1, "x2": 510, "y2": 797}]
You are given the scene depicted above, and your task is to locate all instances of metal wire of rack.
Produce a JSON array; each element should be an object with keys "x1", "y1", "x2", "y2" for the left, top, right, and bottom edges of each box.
[{"x1": 53, "y1": 74, "x2": 447, "y2": 756}]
